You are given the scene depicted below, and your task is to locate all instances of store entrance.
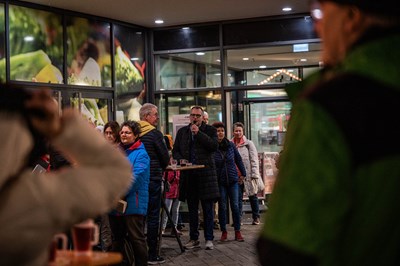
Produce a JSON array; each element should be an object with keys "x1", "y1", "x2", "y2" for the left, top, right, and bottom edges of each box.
[
  {"x1": 53, "y1": 90, "x2": 114, "y2": 127},
  {"x1": 243, "y1": 99, "x2": 291, "y2": 153}
]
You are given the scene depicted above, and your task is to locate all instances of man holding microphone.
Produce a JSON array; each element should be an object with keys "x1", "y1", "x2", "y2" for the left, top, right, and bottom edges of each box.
[{"x1": 173, "y1": 106, "x2": 219, "y2": 250}]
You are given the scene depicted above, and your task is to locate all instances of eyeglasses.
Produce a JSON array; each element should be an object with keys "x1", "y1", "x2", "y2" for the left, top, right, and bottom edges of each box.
[
  {"x1": 310, "y1": 0, "x2": 323, "y2": 20},
  {"x1": 147, "y1": 112, "x2": 159, "y2": 117},
  {"x1": 190, "y1": 114, "x2": 202, "y2": 118},
  {"x1": 120, "y1": 131, "x2": 133, "y2": 135}
]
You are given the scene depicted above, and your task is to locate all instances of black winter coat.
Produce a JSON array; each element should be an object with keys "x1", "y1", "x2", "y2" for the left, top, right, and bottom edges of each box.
[
  {"x1": 173, "y1": 122, "x2": 219, "y2": 201},
  {"x1": 140, "y1": 129, "x2": 170, "y2": 181},
  {"x1": 214, "y1": 138, "x2": 246, "y2": 186}
]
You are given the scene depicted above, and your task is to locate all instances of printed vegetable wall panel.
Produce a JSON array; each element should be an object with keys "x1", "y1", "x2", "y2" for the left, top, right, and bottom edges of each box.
[
  {"x1": 66, "y1": 16, "x2": 111, "y2": 87},
  {"x1": 70, "y1": 97, "x2": 108, "y2": 127},
  {"x1": 114, "y1": 24, "x2": 146, "y2": 122},
  {"x1": 5, "y1": 5, "x2": 63, "y2": 84},
  {"x1": 0, "y1": 4, "x2": 5, "y2": 83}
]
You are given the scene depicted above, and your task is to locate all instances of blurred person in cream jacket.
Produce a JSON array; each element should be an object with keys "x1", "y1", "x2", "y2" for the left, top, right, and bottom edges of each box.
[{"x1": 0, "y1": 84, "x2": 132, "y2": 266}]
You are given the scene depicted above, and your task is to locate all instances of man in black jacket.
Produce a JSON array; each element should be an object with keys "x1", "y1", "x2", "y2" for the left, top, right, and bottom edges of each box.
[
  {"x1": 173, "y1": 106, "x2": 220, "y2": 251},
  {"x1": 138, "y1": 103, "x2": 170, "y2": 264}
]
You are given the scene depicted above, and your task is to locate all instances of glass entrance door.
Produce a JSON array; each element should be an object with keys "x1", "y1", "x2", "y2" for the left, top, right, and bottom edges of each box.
[
  {"x1": 243, "y1": 100, "x2": 291, "y2": 153},
  {"x1": 65, "y1": 91, "x2": 113, "y2": 128}
]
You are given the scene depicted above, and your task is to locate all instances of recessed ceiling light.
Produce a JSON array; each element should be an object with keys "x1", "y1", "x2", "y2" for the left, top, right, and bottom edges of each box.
[
  {"x1": 243, "y1": 57, "x2": 249, "y2": 61},
  {"x1": 182, "y1": 27, "x2": 190, "y2": 30},
  {"x1": 282, "y1": 7, "x2": 292, "y2": 12},
  {"x1": 196, "y1": 52, "x2": 205, "y2": 56},
  {"x1": 155, "y1": 19, "x2": 164, "y2": 24},
  {"x1": 259, "y1": 65, "x2": 267, "y2": 69}
]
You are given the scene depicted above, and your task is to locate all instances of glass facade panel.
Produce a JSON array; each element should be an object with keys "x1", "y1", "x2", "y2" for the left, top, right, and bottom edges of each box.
[
  {"x1": 155, "y1": 91, "x2": 222, "y2": 138},
  {"x1": 66, "y1": 16, "x2": 111, "y2": 87},
  {"x1": 70, "y1": 96, "x2": 109, "y2": 126},
  {"x1": 114, "y1": 24, "x2": 146, "y2": 123},
  {"x1": 0, "y1": 4, "x2": 4, "y2": 81},
  {"x1": 155, "y1": 50, "x2": 221, "y2": 91},
  {"x1": 226, "y1": 43, "x2": 322, "y2": 86},
  {"x1": 153, "y1": 25, "x2": 219, "y2": 51},
  {"x1": 7, "y1": 5, "x2": 63, "y2": 83}
]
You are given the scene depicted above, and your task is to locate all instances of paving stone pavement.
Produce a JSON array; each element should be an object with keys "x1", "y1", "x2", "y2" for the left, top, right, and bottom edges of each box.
[{"x1": 158, "y1": 213, "x2": 263, "y2": 266}]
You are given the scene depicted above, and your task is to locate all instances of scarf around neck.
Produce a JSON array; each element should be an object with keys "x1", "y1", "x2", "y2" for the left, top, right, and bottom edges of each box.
[{"x1": 138, "y1": 120, "x2": 155, "y2": 137}]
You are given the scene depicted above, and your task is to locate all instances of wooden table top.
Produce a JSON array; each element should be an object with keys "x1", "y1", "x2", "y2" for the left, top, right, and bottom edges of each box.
[
  {"x1": 51, "y1": 250, "x2": 122, "y2": 266},
  {"x1": 166, "y1": 164, "x2": 205, "y2": 171}
]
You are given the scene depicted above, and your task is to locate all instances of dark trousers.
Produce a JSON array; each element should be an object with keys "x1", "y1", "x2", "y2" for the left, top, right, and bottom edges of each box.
[
  {"x1": 187, "y1": 197, "x2": 214, "y2": 241},
  {"x1": 146, "y1": 180, "x2": 162, "y2": 258},
  {"x1": 109, "y1": 214, "x2": 148, "y2": 266}
]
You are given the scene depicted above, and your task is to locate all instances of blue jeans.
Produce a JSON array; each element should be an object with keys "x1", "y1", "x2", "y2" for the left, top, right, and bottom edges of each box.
[
  {"x1": 218, "y1": 182, "x2": 241, "y2": 231},
  {"x1": 146, "y1": 180, "x2": 162, "y2": 258},
  {"x1": 187, "y1": 197, "x2": 214, "y2": 241},
  {"x1": 238, "y1": 183, "x2": 260, "y2": 220}
]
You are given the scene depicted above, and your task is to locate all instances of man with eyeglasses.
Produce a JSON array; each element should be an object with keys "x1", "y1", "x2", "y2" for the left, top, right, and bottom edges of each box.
[
  {"x1": 138, "y1": 103, "x2": 170, "y2": 265},
  {"x1": 173, "y1": 106, "x2": 219, "y2": 251},
  {"x1": 257, "y1": 0, "x2": 400, "y2": 266}
]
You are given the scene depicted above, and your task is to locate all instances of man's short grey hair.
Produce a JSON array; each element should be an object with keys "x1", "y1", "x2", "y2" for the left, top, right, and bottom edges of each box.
[{"x1": 139, "y1": 103, "x2": 157, "y2": 120}]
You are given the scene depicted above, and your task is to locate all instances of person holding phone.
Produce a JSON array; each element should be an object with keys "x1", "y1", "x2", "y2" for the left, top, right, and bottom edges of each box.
[{"x1": 0, "y1": 84, "x2": 132, "y2": 266}]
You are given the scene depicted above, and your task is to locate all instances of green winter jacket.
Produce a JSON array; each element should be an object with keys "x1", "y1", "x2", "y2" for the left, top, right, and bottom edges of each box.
[{"x1": 257, "y1": 28, "x2": 400, "y2": 266}]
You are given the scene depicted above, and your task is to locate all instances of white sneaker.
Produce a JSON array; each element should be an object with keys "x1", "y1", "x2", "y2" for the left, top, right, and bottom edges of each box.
[{"x1": 205, "y1": 240, "x2": 214, "y2": 250}]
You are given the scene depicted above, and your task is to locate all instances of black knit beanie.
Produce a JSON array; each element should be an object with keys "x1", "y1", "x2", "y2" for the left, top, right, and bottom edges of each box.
[{"x1": 326, "y1": 0, "x2": 399, "y2": 15}]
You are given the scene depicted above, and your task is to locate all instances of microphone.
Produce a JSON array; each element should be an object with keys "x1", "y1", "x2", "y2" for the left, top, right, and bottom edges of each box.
[{"x1": 191, "y1": 121, "x2": 197, "y2": 137}]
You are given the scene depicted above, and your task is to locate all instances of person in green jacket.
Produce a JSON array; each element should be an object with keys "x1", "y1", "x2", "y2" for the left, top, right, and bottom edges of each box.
[{"x1": 257, "y1": 1, "x2": 400, "y2": 266}]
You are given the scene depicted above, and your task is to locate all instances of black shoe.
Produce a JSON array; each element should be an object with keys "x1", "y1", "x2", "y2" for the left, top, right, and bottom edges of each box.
[
  {"x1": 148, "y1": 256, "x2": 166, "y2": 265},
  {"x1": 177, "y1": 224, "x2": 185, "y2": 230}
]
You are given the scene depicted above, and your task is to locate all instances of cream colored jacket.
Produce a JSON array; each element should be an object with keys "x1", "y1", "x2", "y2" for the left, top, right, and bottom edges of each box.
[
  {"x1": 234, "y1": 136, "x2": 261, "y2": 197},
  {"x1": 0, "y1": 111, "x2": 132, "y2": 266}
]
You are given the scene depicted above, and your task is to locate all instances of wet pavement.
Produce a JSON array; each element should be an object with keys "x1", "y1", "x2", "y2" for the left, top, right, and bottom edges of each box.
[{"x1": 158, "y1": 213, "x2": 263, "y2": 266}]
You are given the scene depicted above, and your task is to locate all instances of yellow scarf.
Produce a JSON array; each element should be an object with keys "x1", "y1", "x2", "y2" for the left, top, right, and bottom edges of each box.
[{"x1": 138, "y1": 120, "x2": 155, "y2": 137}]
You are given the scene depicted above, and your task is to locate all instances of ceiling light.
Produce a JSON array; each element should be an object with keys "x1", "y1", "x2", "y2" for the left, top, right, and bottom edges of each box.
[
  {"x1": 155, "y1": 19, "x2": 164, "y2": 24},
  {"x1": 282, "y1": 7, "x2": 292, "y2": 12},
  {"x1": 196, "y1": 52, "x2": 205, "y2": 56},
  {"x1": 242, "y1": 57, "x2": 249, "y2": 61},
  {"x1": 259, "y1": 65, "x2": 267, "y2": 69},
  {"x1": 131, "y1": 57, "x2": 139, "y2": 61}
]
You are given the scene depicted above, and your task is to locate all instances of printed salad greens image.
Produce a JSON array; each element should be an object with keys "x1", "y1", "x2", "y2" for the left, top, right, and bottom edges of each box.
[
  {"x1": 70, "y1": 97, "x2": 108, "y2": 126},
  {"x1": 66, "y1": 17, "x2": 111, "y2": 87},
  {"x1": 0, "y1": 5, "x2": 64, "y2": 83}
]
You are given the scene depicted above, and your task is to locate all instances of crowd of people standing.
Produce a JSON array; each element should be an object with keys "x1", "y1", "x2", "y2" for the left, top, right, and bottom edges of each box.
[
  {"x1": 92, "y1": 105, "x2": 264, "y2": 262},
  {"x1": 0, "y1": 83, "x2": 265, "y2": 266}
]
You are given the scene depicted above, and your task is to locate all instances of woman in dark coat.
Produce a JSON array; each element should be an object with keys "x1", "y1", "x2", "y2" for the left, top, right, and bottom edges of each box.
[{"x1": 212, "y1": 122, "x2": 246, "y2": 242}]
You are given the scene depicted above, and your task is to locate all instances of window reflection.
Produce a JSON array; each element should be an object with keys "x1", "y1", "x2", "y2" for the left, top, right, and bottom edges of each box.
[
  {"x1": 226, "y1": 43, "x2": 322, "y2": 86},
  {"x1": 155, "y1": 91, "x2": 222, "y2": 136},
  {"x1": 155, "y1": 50, "x2": 221, "y2": 91}
]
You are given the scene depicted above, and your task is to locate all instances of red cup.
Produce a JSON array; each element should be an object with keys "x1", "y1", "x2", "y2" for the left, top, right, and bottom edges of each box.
[
  {"x1": 48, "y1": 233, "x2": 67, "y2": 263},
  {"x1": 71, "y1": 219, "x2": 99, "y2": 256}
]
